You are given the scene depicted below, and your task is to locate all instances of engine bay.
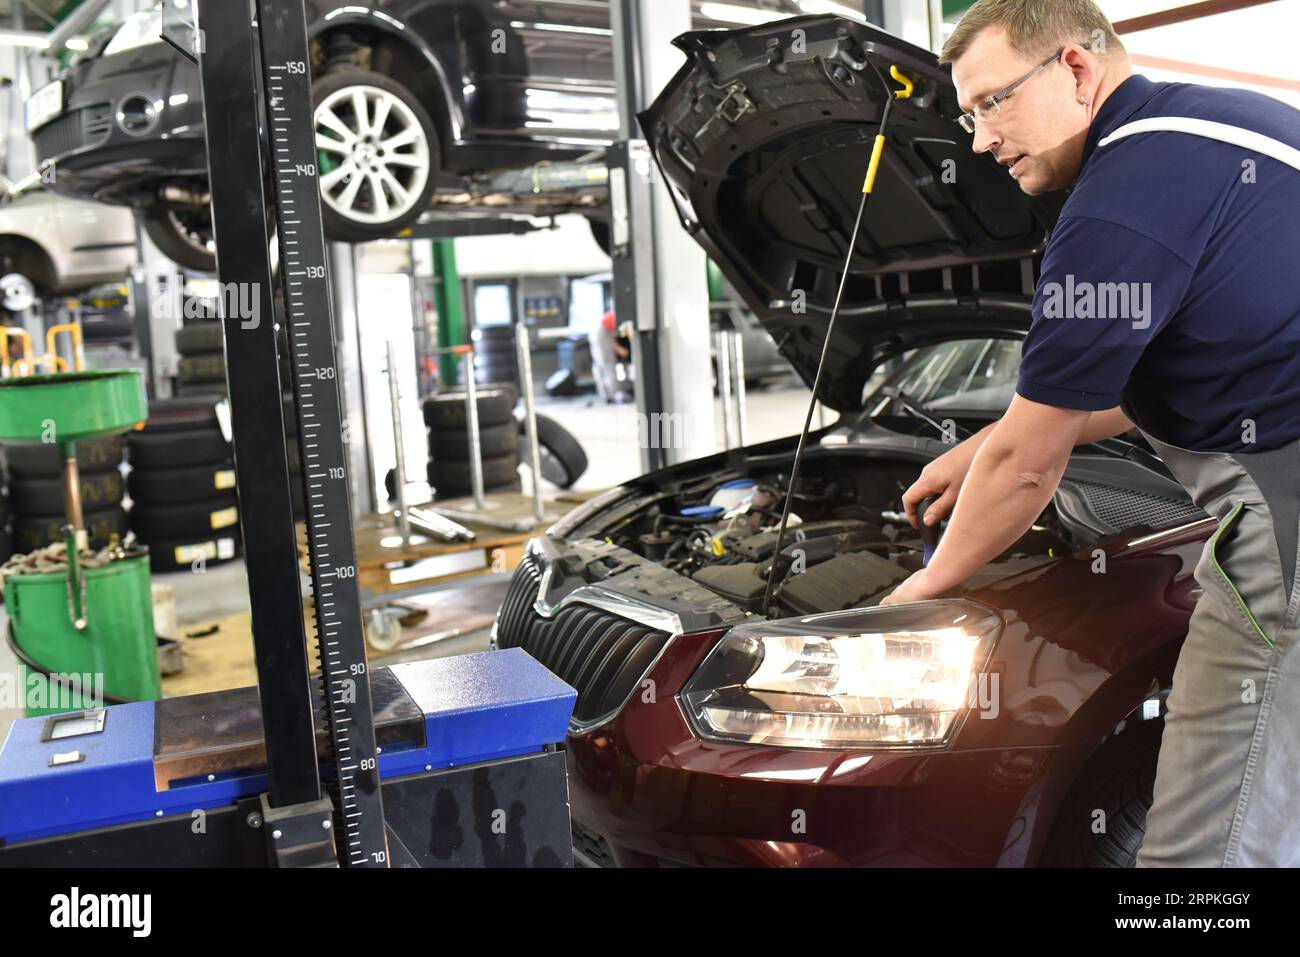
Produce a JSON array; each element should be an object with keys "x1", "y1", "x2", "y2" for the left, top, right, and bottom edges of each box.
[{"x1": 588, "y1": 453, "x2": 1075, "y2": 617}]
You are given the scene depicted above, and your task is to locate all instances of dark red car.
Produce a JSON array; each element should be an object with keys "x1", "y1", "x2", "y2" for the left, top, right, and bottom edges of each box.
[{"x1": 492, "y1": 14, "x2": 1211, "y2": 867}]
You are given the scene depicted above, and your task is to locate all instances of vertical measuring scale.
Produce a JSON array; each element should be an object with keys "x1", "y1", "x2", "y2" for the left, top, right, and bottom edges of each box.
[{"x1": 255, "y1": 0, "x2": 388, "y2": 867}]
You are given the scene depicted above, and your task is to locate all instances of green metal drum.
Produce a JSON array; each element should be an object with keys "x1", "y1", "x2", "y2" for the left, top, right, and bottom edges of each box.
[
  {"x1": 0, "y1": 369, "x2": 155, "y2": 716},
  {"x1": 5, "y1": 552, "x2": 160, "y2": 716},
  {"x1": 0, "y1": 369, "x2": 146, "y2": 442}
]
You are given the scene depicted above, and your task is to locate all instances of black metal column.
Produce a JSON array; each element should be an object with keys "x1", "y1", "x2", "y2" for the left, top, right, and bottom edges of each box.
[{"x1": 194, "y1": 0, "x2": 321, "y2": 808}]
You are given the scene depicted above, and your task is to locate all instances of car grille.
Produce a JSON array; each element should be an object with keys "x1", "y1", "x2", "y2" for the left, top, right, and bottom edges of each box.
[
  {"x1": 1074, "y1": 481, "x2": 1206, "y2": 530},
  {"x1": 571, "y1": 822, "x2": 615, "y2": 868},
  {"x1": 495, "y1": 552, "x2": 672, "y2": 727},
  {"x1": 33, "y1": 104, "x2": 113, "y2": 162}
]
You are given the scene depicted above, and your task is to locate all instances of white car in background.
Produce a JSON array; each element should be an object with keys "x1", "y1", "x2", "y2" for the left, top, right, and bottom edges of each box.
[{"x1": 0, "y1": 190, "x2": 137, "y2": 297}]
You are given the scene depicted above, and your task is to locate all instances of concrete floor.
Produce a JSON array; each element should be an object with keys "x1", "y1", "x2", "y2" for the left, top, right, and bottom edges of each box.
[{"x1": 0, "y1": 378, "x2": 828, "y2": 743}]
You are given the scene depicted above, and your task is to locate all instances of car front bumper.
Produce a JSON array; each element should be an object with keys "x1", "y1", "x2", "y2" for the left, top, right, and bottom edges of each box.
[
  {"x1": 32, "y1": 44, "x2": 206, "y2": 204},
  {"x1": 561, "y1": 626, "x2": 1072, "y2": 867}
]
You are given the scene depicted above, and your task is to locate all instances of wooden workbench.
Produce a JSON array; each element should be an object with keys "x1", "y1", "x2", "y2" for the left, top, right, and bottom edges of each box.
[{"x1": 300, "y1": 489, "x2": 597, "y2": 597}]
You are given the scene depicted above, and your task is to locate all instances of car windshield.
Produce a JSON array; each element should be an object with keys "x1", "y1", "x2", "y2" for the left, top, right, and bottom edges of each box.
[{"x1": 867, "y1": 338, "x2": 1022, "y2": 416}]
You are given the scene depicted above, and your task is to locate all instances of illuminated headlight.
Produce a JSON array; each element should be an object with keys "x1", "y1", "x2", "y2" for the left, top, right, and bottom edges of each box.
[
  {"x1": 103, "y1": 8, "x2": 164, "y2": 57},
  {"x1": 682, "y1": 601, "x2": 1002, "y2": 749}
]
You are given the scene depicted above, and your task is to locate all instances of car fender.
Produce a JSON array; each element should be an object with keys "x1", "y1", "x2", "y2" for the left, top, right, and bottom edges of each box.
[
  {"x1": 0, "y1": 200, "x2": 64, "y2": 281},
  {"x1": 304, "y1": 4, "x2": 464, "y2": 141}
]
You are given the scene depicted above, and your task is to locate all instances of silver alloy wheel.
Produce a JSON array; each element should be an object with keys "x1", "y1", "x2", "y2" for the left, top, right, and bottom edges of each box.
[
  {"x1": 314, "y1": 84, "x2": 431, "y2": 226},
  {"x1": 166, "y1": 208, "x2": 216, "y2": 259}
]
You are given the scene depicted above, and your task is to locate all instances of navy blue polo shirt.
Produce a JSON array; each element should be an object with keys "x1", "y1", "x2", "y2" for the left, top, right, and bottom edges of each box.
[{"x1": 1015, "y1": 74, "x2": 1300, "y2": 452}]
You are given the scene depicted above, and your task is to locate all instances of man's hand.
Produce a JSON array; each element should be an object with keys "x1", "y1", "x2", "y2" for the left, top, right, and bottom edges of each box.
[
  {"x1": 880, "y1": 568, "x2": 947, "y2": 606},
  {"x1": 901, "y1": 425, "x2": 994, "y2": 529},
  {"x1": 883, "y1": 396, "x2": 1095, "y2": 606}
]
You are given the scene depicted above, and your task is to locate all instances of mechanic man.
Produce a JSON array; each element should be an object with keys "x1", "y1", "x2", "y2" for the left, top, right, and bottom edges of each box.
[
  {"x1": 590, "y1": 308, "x2": 633, "y2": 404},
  {"x1": 882, "y1": 0, "x2": 1300, "y2": 867}
]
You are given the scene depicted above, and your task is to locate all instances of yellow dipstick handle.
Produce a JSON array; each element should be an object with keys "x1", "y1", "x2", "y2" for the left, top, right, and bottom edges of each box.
[
  {"x1": 863, "y1": 134, "x2": 888, "y2": 194},
  {"x1": 890, "y1": 65, "x2": 915, "y2": 100},
  {"x1": 863, "y1": 66, "x2": 916, "y2": 193}
]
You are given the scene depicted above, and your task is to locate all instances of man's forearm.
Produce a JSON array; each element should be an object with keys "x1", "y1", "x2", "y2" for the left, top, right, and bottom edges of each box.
[
  {"x1": 922, "y1": 433, "x2": 1071, "y2": 592},
  {"x1": 943, "y1": 407, "x2": 1128, "y2": 464}
]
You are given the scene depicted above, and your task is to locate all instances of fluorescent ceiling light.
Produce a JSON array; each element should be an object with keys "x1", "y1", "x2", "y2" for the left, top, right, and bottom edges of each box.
[
  {"x1": 699, "y1": 3, "x2": 785, "y2": 25},
  {"x1": 510, "y1": 20, "x2": 612, "y2": 36}
]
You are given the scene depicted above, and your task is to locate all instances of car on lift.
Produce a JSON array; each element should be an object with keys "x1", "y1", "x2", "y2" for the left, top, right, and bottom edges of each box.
[
  {"x1": 25, "y1": 0, "x2": 812, "y2": 271},
  {"x1": 0, "y1": 190, "x2": 136, "y2": 298},
  {"x1": 491, "y1": 14, "x2": 1217, "y2": 867}
]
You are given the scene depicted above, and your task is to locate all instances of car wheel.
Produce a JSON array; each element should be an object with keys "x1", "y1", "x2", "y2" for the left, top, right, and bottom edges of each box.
[
  {"x1": 142, "y1": 205, "x2": 217, "y2": 273},
  {"x1": 0, "y1": 239, "x2": 56, "y2": 298},
  {"x1": 313, "y1": 70, "x2": 439, "y2": 243},
  {"x1": 1039, "y1": 716, "x2": 1163, "y2": 867},
  {"x1": 587, "y1": 217, "x2": 611, "y2": 256},
  {"x1": 519, "y1": 414, "x2": 587, "y2": 489}
]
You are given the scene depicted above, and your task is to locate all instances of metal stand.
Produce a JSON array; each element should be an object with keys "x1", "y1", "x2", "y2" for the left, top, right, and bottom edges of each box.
[
  {"x1": 412, "y1": 340, "x2": 559, "y2": 534},
  {"x1": 716, "y1": 329, "x2": 748, "y2": 451},
  {"x1": 516, "y1": 322, "x2": 546, "y2": 526},
  {"x1": 386, "y1": 340, "x2": 415, "y2": 547}
]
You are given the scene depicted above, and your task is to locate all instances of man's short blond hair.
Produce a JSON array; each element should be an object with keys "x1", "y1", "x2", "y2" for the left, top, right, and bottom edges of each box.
[{"x1": 940, "y1": 0, "x2": 1124, "y2": 65}]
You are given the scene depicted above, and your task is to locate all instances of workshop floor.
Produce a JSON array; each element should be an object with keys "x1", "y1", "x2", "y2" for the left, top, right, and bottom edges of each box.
[{"x1": 0, "y1": 379, "x2": 826, "y2": 742}]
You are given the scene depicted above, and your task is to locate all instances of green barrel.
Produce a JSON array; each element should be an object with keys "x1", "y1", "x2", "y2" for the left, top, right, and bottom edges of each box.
[
  {"x1": 4, "y1": 552, "x2": 160, "y2": 716},
  {"x1": 0, "y1": 370, "x2": 146, "y2": 442}
]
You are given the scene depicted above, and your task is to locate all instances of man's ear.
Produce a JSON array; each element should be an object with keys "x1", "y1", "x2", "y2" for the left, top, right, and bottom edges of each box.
[{"x1": 1061, "y1": 44, "x2": 1099, "y2": 102}]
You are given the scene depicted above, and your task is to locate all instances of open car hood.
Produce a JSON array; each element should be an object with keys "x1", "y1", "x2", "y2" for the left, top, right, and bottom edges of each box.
[{"x1": 639, "y1": 15, "x2": 1066, "y2": 411}]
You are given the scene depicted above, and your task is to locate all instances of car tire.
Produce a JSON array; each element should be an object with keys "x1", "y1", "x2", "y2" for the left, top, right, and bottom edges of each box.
[
  {"x1": 429, "y1": 453, "x2": 519, "y2": 493},
  {"x1": 13, "y1": 507, "x2": 128, "y2": 553},
  {"x1": 429, "y1": 422, "x2": 519, "y2": 460},
  {"x1": 128, "y1": 460, "x2": 237, "y2": 505},
  {"x1": 128, "y1": 428, "x2": 231, "y2": 470},
  {"x1": 10, "y1": 471, "x2": 123, "y2": 515},
  {"x1": 178, "y1": 354, "x2": 228, "y2": 384},
  {"x1": 147, "y1": 533, "x2": 242, "y2": 573},
  {"x1": 1039, "y1": 716, "x2": 1163, "y2": 868},
  {"x1": 142, "y1": 205, "x2": 217, "y2": 273},
  {"x1": 519, "y1": 413, "x2": 587, "y2": 489},
  {"x1": 422, "y1": 386, "x2": 516, "y2": 431},
  {"x1": 4, "y1": 436, "x2": 125, "y2": 478},
  {"x1": 587, "y1": 216, "x2": 611, "y2": 256},
  {"x1": 144, "y1": 397, "x2": 225, "y2": 433},
  {"x1": 176, "y1": 323, "x2": 225, "y2": 356},
  {"x1": 313, "y1": 70, "x2": 440, "y2": 243},
  {"x1": 131, "y1": 494, "x2": 240, "y2": 541}
]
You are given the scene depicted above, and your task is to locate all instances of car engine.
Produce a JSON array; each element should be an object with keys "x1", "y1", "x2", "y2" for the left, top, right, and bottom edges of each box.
[{"x1": 592, "y1": 458, "x2": 1072, "y2": 617}]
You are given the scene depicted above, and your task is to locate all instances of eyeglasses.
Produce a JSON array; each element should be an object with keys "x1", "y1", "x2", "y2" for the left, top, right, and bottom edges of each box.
[{"x1": 956, "y1": 47, "x2": 1081, "y2": 133}]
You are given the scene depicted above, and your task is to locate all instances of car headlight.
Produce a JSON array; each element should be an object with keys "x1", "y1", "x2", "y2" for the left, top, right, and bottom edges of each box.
[
  {"x1": 103, "y1": 8, "x2": 164, "y2": 57},
  {"x1": 681, "y1": 601, "x2": 1002, "y2": 749}
]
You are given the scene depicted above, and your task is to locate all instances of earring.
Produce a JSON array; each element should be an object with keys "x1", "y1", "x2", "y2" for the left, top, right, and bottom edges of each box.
[{"x1": 1079, "y1": 96, "x2": 1089, "y2": 105}]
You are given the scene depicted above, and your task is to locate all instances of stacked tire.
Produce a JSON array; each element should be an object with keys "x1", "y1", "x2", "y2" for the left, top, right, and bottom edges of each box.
[
  {"x1": 172, "y1": 320, "x2": 304, "y2": 520},
  {"x1": 174, "y1": 322, "x2": 228, "y2": 397},
  {"x1": 1, "y1": 436, "x2": 128, "y2": 553},
  {"x1": 422, "y1": 385, "x2": 521, "y2": 499},
  {"x1": 127, "y1": 398, "x2": 242, "y2": 573},
  {"x1": 472, "y1": 325, "x2": 519, "y2": 389}
]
